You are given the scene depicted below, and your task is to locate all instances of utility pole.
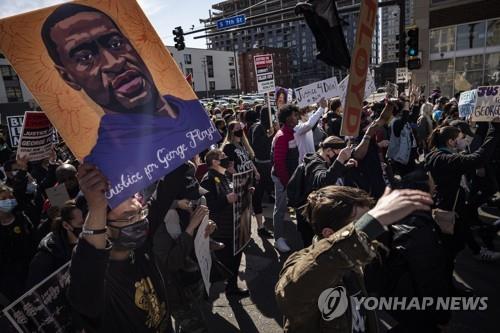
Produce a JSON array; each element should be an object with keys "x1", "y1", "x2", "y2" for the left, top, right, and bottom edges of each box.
[
  {"x1": 232, "y1": 31, "x2": 240, "y2": 98},
  {"x1": 398, "y1": 0, "x2": 406, "y2": 94}
]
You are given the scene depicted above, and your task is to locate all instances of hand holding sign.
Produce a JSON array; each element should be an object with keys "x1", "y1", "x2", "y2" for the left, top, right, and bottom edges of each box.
[{"x1": 77, "y1": 164, "x2": 109, "y2": 210}]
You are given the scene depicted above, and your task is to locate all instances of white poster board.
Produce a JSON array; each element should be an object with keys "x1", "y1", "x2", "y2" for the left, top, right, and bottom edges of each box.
[
  {"x1": 254, "y1": 54, "x2": 275, "y2": 93},
  {"x1": 194, "y1": 216, "x2": 212, "y2": 295},
  {"x1": 338, "y1": 72, "x2": 376, "y2": 107},
  {"x1": 473, "y1": 86, "x2": 500, "y2": 121},
  {"x1": 294, "y1": 77, "x2": 340, "y2": 108}
]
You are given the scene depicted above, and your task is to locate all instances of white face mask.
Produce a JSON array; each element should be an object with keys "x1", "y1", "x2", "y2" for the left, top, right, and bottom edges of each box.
[
  {"x1": 11, "y1": 170, "x2": 18, "y2": 177},
  {"x1": 0, "y1": 198, "x2": 17, "y2": 213}
]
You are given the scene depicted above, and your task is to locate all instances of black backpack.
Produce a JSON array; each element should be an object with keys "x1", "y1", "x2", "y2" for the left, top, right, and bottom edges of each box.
[{"x1": 287, "y1": 163, "x2": 307, "y2": 209}]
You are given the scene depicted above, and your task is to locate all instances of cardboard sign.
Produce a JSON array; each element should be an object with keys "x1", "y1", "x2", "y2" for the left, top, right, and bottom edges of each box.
[
  {"x1": 458, "y1": 89, "x2": 477, "y2": 119},
  {"x1": 2, "y1": 262, "x2": 73, "y2": 333},
  {"x1": 472, "y1": 86, "x2": 500, "y2": 122},
  {"x1": 0, "y1": 0, "x2": 220, "y2": 208},
  {"x1": 233, "y1": 169, "x2": 253, "y2": 255},
  {"x1": 340, "y1": 0, "x2": 378, "y2": 136},
  {"x1": 194, "y1": 216, "x2": 212, "y2": 295},
  {"x1": 338, "y1": 72, "x2": 376, "y2": 107},
  {"x1": 17, "y1": 112, "x2": 54, "y2": 162},
  {"x1": 45, "y1": 184, "x2": 71, "y2": 209},
  {"x1": 254, "y1": 54, "x2": 275, "y2": 93},
  {"x1": 6, "y1": 116, "x2": 24, "y2": 148},
  {"x1": 294, "y1": 77, "x2": 340, "y2": 108},
  {"x1": 385, "y1": 82, "x2": 399, "y2": 98}
]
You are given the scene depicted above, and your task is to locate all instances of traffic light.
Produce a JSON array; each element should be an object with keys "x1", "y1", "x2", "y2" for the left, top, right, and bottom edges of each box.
[
  {"x1": 173, "y1": 26, "x2": 185, "y2": 51},
  {"x1": 407, "y1": 58, "x2": 421, "y2": 70},
  {"x1": 406, "y1": 27, "x2": 419, "y2": 57}
]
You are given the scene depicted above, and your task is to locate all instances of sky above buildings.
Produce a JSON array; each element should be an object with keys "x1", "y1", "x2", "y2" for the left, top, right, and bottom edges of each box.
[{"x1": 0, "y1": 0, "x2": 216, "y2": 49}]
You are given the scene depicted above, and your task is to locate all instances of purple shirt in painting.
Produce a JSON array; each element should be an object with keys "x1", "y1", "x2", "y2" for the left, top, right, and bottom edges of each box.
[{"x1": 85, "y1": 95, "x2": 220, "y2": 208}]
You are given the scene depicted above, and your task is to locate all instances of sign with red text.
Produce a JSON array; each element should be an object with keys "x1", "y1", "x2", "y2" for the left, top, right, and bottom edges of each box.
[
  {"x1": 17, "y1": 112, "x2": 54, "y2": 162},
  {"x1": 254, "y1": 54, "x2": 275, "y2": 93},
  {"x1": 340, "y1": 0, "x2": 378, "y2": 136}
]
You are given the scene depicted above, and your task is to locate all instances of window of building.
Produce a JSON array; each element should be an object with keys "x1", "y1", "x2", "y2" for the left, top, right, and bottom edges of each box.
[
  {"x1": 209, "y1": 81, "x2": 215, "y2": 91},
  {"x1": 429, "y1": 26, "x2": 455, "y2": 54},
  {"x1": 487, "y1": 19, "x2": 500, "y2": 47},
  {"x1": 456, "y1": 21, "x2": 486, "y2": 50},
  {"x1": 485, "y1": 52, "x2": 500, "y2": 85},
  {"x1": 6, "y1": 86, "x2": 23, "y2": 102},
  {"x1": 429, "y1": 59, "x2": 455, "y2": 97},
  {"x1": 186, "y1": 67, "x2": 193, "y2": 76},
  {"x1": 229, "y1": 57, "x2": 234, "y2": 66},
  {"x1": 206, "y1": 55, "x2": 214, "y2": 78},
  {"x1": 183, "y1": 54, "x2": 191, "y2": 65},
  {"x1": 1, "y1": 65, "x2": 16, "y2": 79}
]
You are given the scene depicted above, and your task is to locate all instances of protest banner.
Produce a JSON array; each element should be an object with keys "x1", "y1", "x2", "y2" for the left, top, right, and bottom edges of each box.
[
  {"x1": 0, "y1": 0, "x2": 220, "y2": 208},
  {"x1": 340, "y1": 0, "x2": 378, "y2": 136},
  {"x1": 45, "y1": 184, "x2": 71, "y2": 209},
  {"x1": 2, "y1": 262, "x2": 73, "y2": 333},
  {"x1": 294, "y1": 77, "x2": 340, "y2": 108},
  {"x1": 194, "y1": 216, "x2": 212, "y2": 294},
  {"x1": 472, "y1": 86, "x2": 500, "y2": 122},
  {"x1": 17, "y1": 112, "x2": 54, "y2": 162},
  {"x1": 254, "y1": 54, "x2": 275, "y2": 93},
  {"x1": 458, "y1": 89, "x2": 477, "y2": 119},
  {"x1": 275, "y1": 87, "x2": 288, "y2": 110},
  {"x1": 233, "y1": 169, "x2": 253, "y2": 255},
  {"x1": 6, "y1": 116, "x2": 24, "y2": 148},
  {"x1": 385, "y1": 82, "x2": 399, "y2": 98},
  {"x1": 338, "y1": 71, "x2": 376, "y2": 107}
]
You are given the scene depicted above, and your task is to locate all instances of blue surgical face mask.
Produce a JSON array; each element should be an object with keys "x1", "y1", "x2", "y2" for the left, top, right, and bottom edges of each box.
[
  {"x1": 0, "y1": 198, "x2": 17, "y2": 213},
  {"x1": 26, "y1": 181, "x2": 37, "y2": 194}
]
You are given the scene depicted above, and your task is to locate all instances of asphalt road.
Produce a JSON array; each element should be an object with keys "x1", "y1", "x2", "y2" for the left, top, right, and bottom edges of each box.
[{"x1": 201, "y1": 203, "x2": 500, "y2": 333}]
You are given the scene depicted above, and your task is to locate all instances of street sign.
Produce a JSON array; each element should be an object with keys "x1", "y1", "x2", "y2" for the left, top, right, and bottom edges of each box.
[
  {"x1": 396, "y1": 67, "x2": 409, "y2": 83},
  {"x1": 254, "y1": 54, "x2": 275, "y2": 93},
  {"x1": 216, "y1": 15, "x2": 246, "y2": 30}
]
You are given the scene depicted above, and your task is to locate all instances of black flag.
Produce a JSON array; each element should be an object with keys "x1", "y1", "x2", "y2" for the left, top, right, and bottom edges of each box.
[{"x1": 296, "y1": 0, "x2": 351, "y2": 69}]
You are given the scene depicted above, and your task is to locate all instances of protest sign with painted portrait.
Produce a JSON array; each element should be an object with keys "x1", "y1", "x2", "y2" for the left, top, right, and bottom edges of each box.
[{"x1": 0, "y1": 0, "x2": 220, "y2": 207}]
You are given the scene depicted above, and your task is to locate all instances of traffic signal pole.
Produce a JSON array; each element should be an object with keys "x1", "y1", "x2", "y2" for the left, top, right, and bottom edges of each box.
[{"x1": 398, "y1": 0, "x2": 406, "y2": 94}]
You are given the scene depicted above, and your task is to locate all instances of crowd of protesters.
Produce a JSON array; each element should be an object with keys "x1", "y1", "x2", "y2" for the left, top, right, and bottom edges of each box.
[{"x1": 1, "y1": 84, "x2": 500, "y2": 333}]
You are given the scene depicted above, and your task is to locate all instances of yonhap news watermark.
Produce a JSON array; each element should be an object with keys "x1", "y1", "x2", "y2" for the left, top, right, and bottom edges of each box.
[{"x1": 318, "y1": 287, "x2": 488, "y2": 321}]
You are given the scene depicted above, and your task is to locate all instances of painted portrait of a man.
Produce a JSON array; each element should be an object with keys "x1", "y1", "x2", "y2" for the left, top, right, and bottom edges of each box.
[{"x1": 33, "y1": 3, "x2": 220, "y2": 206}]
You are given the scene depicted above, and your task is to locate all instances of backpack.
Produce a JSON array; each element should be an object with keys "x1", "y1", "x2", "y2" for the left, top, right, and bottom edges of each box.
[{"x1": 287, "y1": 163, "x2": 307, "y2": 209}]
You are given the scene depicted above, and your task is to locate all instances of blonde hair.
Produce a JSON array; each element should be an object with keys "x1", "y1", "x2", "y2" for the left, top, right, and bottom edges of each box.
[{"x1": 222, "y1": 121, "x2": 255, "y2": 159}]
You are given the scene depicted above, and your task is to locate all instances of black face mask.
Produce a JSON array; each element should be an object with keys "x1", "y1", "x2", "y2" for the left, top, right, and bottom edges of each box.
[
  {"x1": 71, "y1": 227, "x2": 82, "y2": 238},
  {"x1": 109, "y1": 219, "x2": 149, "y2": 250},
  {"x1": 233, "y1": 129, "x2": 243, "y2": 138},
  {"x1": 219, "y1": 157, "x2": 230, "y2": 168}
]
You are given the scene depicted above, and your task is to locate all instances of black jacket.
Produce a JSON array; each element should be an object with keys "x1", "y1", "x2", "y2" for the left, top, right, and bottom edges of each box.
[
  {"x1": 379, "y1": 212, "x2": 451, "y2": 331},
  {"x1": 26, "y1": 229, "x2": 72, "y2": 288},
  {"x1": 200, "y1": 169, "x2": 233, "y2": 239},
  {"x1": 424, "y1": 123, "x2": 500, "y2": 211},
  {"x1": 303, "y1": 152, "x2": 347, "y2": 192}
]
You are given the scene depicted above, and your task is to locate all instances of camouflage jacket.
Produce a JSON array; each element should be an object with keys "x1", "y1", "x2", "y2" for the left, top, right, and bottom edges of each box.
[{"x1": 275, "y1": 214, "x2": 386, "y2": 333}]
